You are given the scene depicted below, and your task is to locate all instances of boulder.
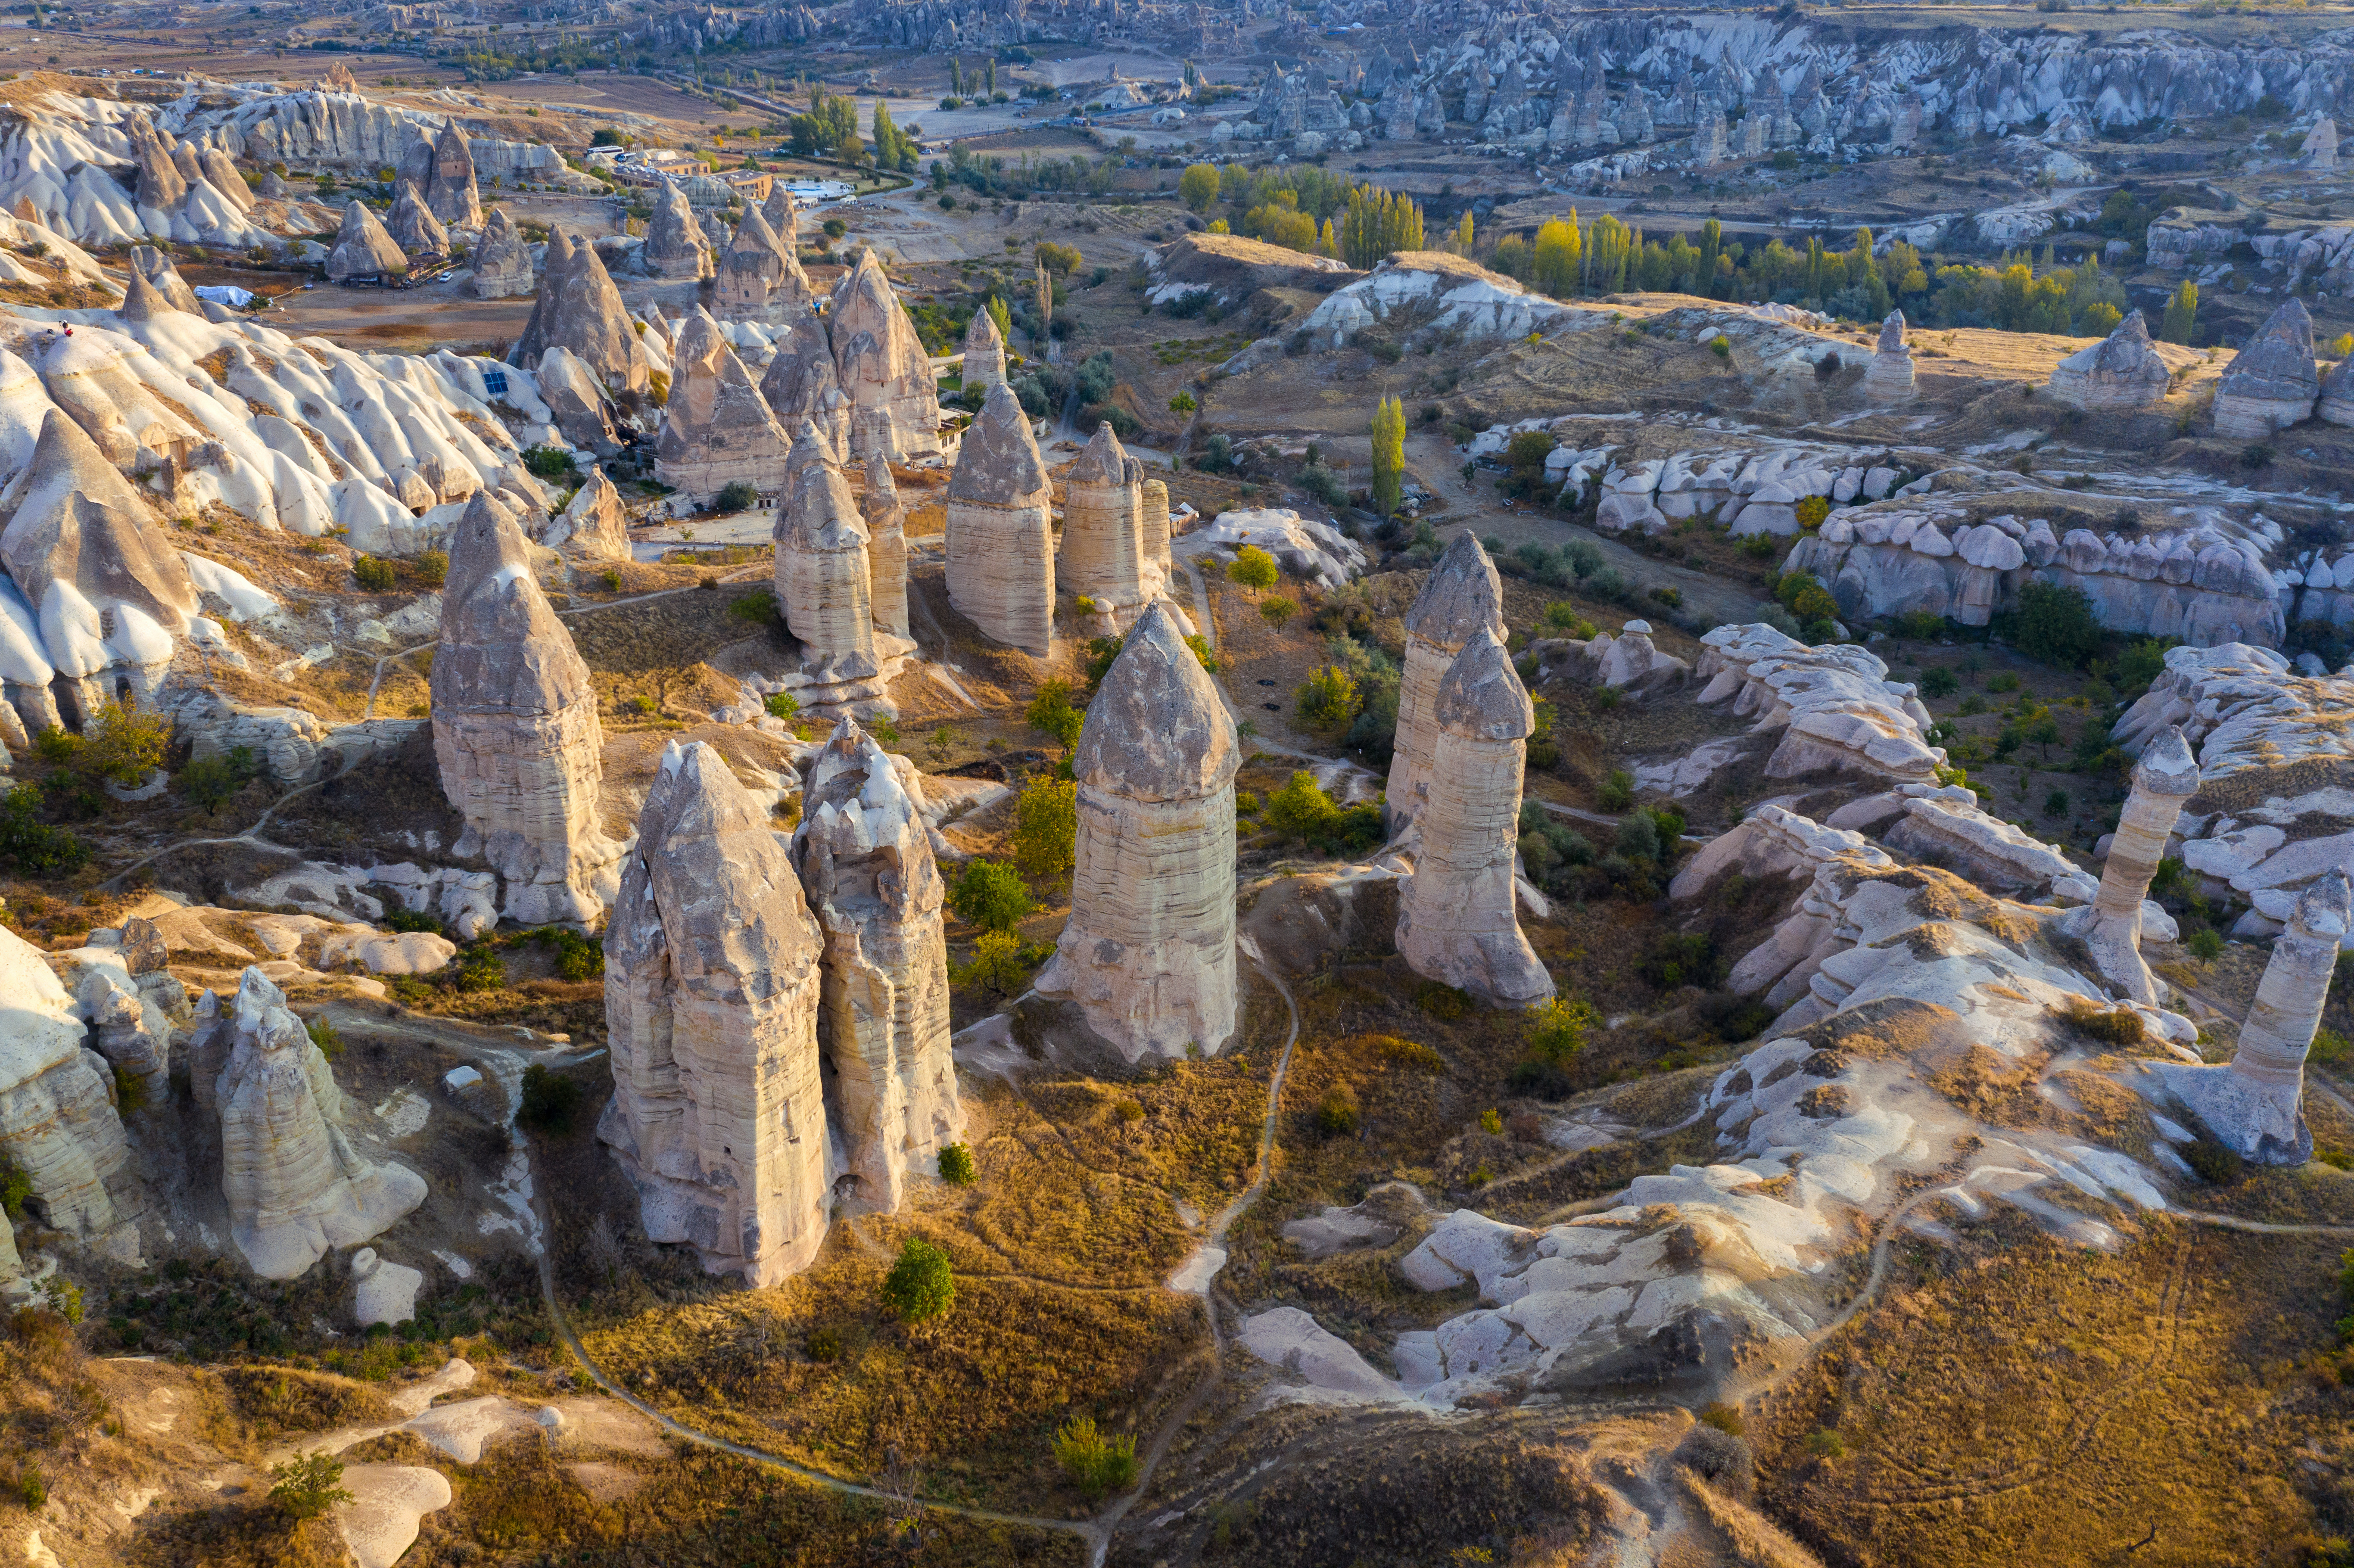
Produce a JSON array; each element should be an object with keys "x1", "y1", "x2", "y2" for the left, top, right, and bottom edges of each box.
[
  {"x1": 2047, "y1": 309, "x2": 2170, "y2": 411},
  {"x1": 470, "y1": 206, "x2": 532, "y2": 299},
  {"x1": 789, "y1": 721, "x2": 965, "y2": 1214},
  {"x1": 653, "y1": 308, "x2": 792, "y2": 501},
  {"x1": 2212, "y1": 297, "x2": 2319, "y2": 438},
  {"x1": 1037, "y1": 603, "x2": 1241, "y2": 1059},
  {"x1": 327, "y1": 199, "x2": 408, "y2": 280},
  {"x1": 601, "y1": 740, "x2": 829, "y2": 1287},
  {"x1": 430, "y1": 491, "x2": 625, "y2": 928},
  {"x1": 944, "y1": 383, "x2": 1055, "y2": 656}
]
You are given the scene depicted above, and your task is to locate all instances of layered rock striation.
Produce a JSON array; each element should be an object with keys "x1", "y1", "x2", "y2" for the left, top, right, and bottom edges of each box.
[
  {"x1": 945, "y1": 383, "x2": 1055, "y2": 656},
  {"x1": 2048, "y1": 308, "x2": 2171, "y2": 410},
  {"x1": 2212, "y1": 297, "x2": 2320, "y2": 438},
  {"x1": 654, "y1": 309, "x2": 792, "y2": 501},
  {"x1": 1059, "y1": 421, "x2": 1161, "y2": 623},
  {"x1": 2057, "y1": 726, "x2": 2199, "y2": 1003},
  {"x1": 789, "y1": 722, "x2": 965, "y2": 1214},
  {"x1": 430, "y1": 491, "x2": 624, "y2": 927},
  {"x1": 861, "y1": 454, "x2": 910, "y2": 641},
  {"x1": 773, "y1": 434, "x2": 909, "y2": 714},
  {"x1": 1036, "y1": 603, "x2": 1241, "y2": 1061},
  {"x1": 1694, "y1": 625, "x2": 1945, "y2": 784},
  {"x1": 1386, "y1": 531, "x2": 1504, "y2": 835},
  {"x1": 601, "y1": 740, "x2": 830, "y2": 1286},
  {"x1": 1396, "y1": 628, "x2": 1554, "y2": 1006}
]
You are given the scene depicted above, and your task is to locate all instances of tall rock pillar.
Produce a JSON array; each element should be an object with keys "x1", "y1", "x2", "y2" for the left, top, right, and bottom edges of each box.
[
  {"x1": 2061, "y1": 725, "x2": 2198, "y2": 1003},
  {"x1": 1036, "y1": 603, "x2": 1241, "y2": 1061},
  {"x1": 862, "y1": 455, "x2": 911, "y2": 640},
  {"x1": 600, "y1": 741, "x2": 830, "y2": 1286},
  {"x1": 1060, "y1": 421, "x2": 1155, "y2": 622},
  {"x1": 773, "y1": 442, "x2": 891, "y2": 714},
  {"x1": 830, "y1": 249, "x2": 941, "y2": 463},
  {"x1": 1385, "y1": 531, "x2": 1504, "y2": 836},
  {"x1": 655, "y1": 308, "x2": 793, "y2": 501},
  {"x1": 790, "y1": 721, "x2": 965, "y2": 1213},
  {"x1": 945, "y1": 382, "x2": 1055, "y2": 656},
  {"x1": 1396, "y1": 628, "x2": 1555, "y2": 1007},
  {"x1": 962, "y1": 305, "x2": 1007, "y2": 393},
  {"x1": 2163, "y1": 871, "x2": 2350, "y2": 1165},
  {"x1": 431, "y1": 491, "x2": 623, "y2": 929},
  {"x1": 1141, "y1": 476, "x2": 1173, "y2": 579},
  {"x1": 1860, "y1": 310, "x2": 1915, "y2": 403}
]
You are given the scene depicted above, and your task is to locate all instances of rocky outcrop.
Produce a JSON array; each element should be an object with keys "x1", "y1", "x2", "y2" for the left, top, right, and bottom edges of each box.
[
  {"x1": 538, "y1": 465, "x2": 630, "y2": 562},
  {"x1": 773, "y1": 434, "x2": 891, "y2": 713},
  {"x1": 1060, "y1": 421, "x2": 1159, "y2": 623},
  {"x1": 410, "y1": 120, "x2": 484, "y2": 230},
  {"x1": 511, "y1": 231, "x2": 651, "y2": 395},
  {"x1": 1859, "y1": 310, "x2": 1914, "y2": 403},
  {"x1": 759, "y1": 311, "x2": 850, "y2": 463},
  {"x1": 655, "y1": 309, "x2": 792, "y2": 501},
  {"x1": 763, "y1": 183, "x2": 799, "y2": 247},
  {"x1": 1693, "y1": 625, "x2": 1944, "y2": 784},
  {"x1": 131, "y1": 245, "x2": 202, "y2": 313},
  {"x1": 470, "y1": 206, "x2": 532, "y2": 298},
  {"x1": 1387, "y1": 532, "x2": 1504, "y2": 835},
  {"x1": 643, "y1": 183, "x2": 713, "y2": 280},
  {"x1": 199, "y1": 967, "x2": 427, "y2": 1278},
  {"x1": 1554, "y1": 618, "x2": 1690, "y2": 698},
  {"x1": 945, "y1": 383, "x2": 1055, "y2": 656},
  {"x1": 862, "y1": 455, "x2": 909, "y2": 640},
  {"x1": 1037, "y1": 603, "x2": 1241, "y2": 1061},
  {"x1": 789, "y1": 721, "x2": 964, "y2": 1214},
  {"x1": 2162, "y1": 871, "x2": 2348, "y2": 1164},
  {"x1": 601, "y1": 740, "x2": 829, "y2": 1287},
  {"x1": 829, "y1": 250, "x2": 941, "y2": 463},
  {"x1": 714, "y1": 205, "x2": 808, "y2": 321},
  {"x1": 2048, "y1": 308, "x2": 2171, "y2": 410},
  {"x1": 0, "y1": 408, "x2": 200, "y2": 723},
  {"x1": 961, "y1": 305, "x2": 1006, "y2": 392},
  {"x1": 387, "y1": 181, "x2": 447, "y2": 255},
  {"x1": 430, "y1": 491, "x2": 624, "y2": 928},
  {"x1": 534, "y1": 344, "x2": 618, "y2": 456},
  {"x1": 327, "y1": 199, "x2": 408, "y2": 280},
  {"x1": 2058, "y1": 726, "x2": 2198, "y2": 1004},
  {"x1": 1396, "y1": 628, "x2": 1554, "y2": 1007},
  {"x1": 2322, "y1": 353, "x2": 2354, "y2": 427},
  {"x1": 2113, "y1": 642, "x2": 2353, "y2": 778},
  {"x1": 0, "y1": 917, "x2": 137, "y2": 1288},
  {"x1": 2212, "y1": 297, "x2": 2320, "y2": 438},
  {"x1": 1141, "y1": 478, "x2": 1172, "y2": 579}
]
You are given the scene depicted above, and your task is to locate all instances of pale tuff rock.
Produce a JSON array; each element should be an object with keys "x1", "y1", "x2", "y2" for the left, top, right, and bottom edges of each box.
[
  {"x1": 758, "y1": 311, "x2": 850, "y2": 464},
  {"x1": 1387, "y1": 532, "x2": 1505, "y2": 835},
  {"x1": 203, "y1": 967, "x2": 427, "y2": 1279},
  {"x1": 945, "y1": 383, "x2": 1055, "y2": 656},
  {"x1": 327, "y1": 199, "x2": 409, "y2": 280},
  {"x1": 387, "y1": 181, "x2": 448, "y2": 256},
  {"x1": 600, "y1": 740, "x2": 830, "y2": 1287},
  {"x1": 59, "y1": 918, "x2": 180, "y2": 1101},
  {"x1": 1060, "y1": 421, "x2": 1163, "y2": 622},
  {"x1": 0, "y1": 917, "x2": 136, "y2": 1288},
  {"x1": 1694, "y1": 625, "x2": 1944, "y2": 784},
  {"x1": 2048, "y1": 309, "x2": 2171, "y2": 410},
  {"x1": 772, "y1": 441, "x2": 884, "y2": 706},
  {"x1": 641, "y1": 183, "x2": 713, "y2": 281},
  {"x1": 414, "y1": 120, "x2": 483, "y2": 230},
  {"x1": 131, "y1": 245, "x2": 202, "y2": 314},
  {"x1": 1560, "y1": 618, "x2": 1689, "y2": 698},
  {"x1": 511, "y1": 232, "x2": 652, "y2": 395},
  {"x1": 2163, "y1": 871, "x2": 2350, "y2": 1164},
  {"x1": 2059, "y1": 726, "x2": 2199, "y2": 1004},
  {"x1": 1141, "y1": 478, "x2": 1173, "y2": 578},
  {"x1": 861, "y1": 455, "x2": 910, "y2": 641},
  {"x1": 2307, "y1": 117, "x2": 2341, "y2": 171},
  {"x1": 533, "y1": 345, "x2": 618, "y2": 456},
  {"x1": 430, "y1": 491, "x2": 624, "y2": 928},
  {"x1": 1037, "y1": 603, "x2": 1241, "y2": 1061},
  {"x1": 1398, "y1": 629, "x2": 1554, "y2": 1007},
  {"x1": 789, "y1": 721, "x2": 965, "y2": 1213},
  {"x1": 470, "y1": 207, "x2": 533, "y2": 299},
  {"x1": 116, "y1": 268, "x2": 182, "y2": 326},
  {"x1": 2321, "y1": 352, "x2": 2354, "y2": 428},
  {"x1": 828, "y1": 249, "x2": 941, "y2": 463},
  {"x1": 2112, "y1": 643, "x2": 2353, "y2": 777},
  {"x1": 537, "y1": 465, "x2": 630, "y2": 562},
  {"x1": 2212, "y1": 297, "x2": 2320, "y2": 439},
  {"x1": 654, "y1": 309, "x2": 792, "y2": 501},
  {"x1": 1183, "y1": 507, "x2": 1366, "y2": 589},
  {"x1": 0, "y1": 408, "x2": 201, "y2": 720},
  {"x1": 1859, "y1": 310, "x2": 1914, "y2": 403},
  {"x1": 1301, "y1": 253, "x2": 1577, "y2": 350},
  {"x1": 763, "y1": 184, "x2": 800, "y2": 248},
  {"x1": 960, "y1": 305, "x2": 1006, "y2": 392},
  {"x1": 715, "y1": 205, "x2": 810, "y2": 321}
]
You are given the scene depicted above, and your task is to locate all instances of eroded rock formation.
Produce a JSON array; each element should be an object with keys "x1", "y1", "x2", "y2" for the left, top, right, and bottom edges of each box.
[
  {"x1": 642, "y1": 183, "x2": 713, "y2": 281},
  {"x1": 387, "y1": 181, "x2": 447, "y2": 255},
  {"x1": 1037, "y1": 602, "x2": 1240, "y2": 1060},
  {"x1": 411, "y1": 120, "x2": 483, "y2": 230},
  {"x1": 601, "y1": 740, "x2": 829, "y2": 1286},
  {"x1": 199, "y1": 967, "x2": 426, "y2": 1279},
  {"x1": 539, "y1": 465, "x2": 630, "y2": 561},
  {"x1": 470, "y1": 206, "x2": 532, "y2": 299},
  {"x1": 1387, "y1": 531, "x2": 1504, "y2": 834},
  {"x1": 829, "y1": 249, "x2": 941, "y2": 463},
  {"x1": 654, "y1": 309, "x2": 792, "y2": 501},
  {"x1": 430, "y1": 490, "x2": 624, "y2": 927},
  {"x1": 772, "y1": 436, "x2": 893, "y2": 713},
  {"x1": 945, "y1": 382, "x2": 1055, "y2": 656},
  {"x1": 759, "y1": 311, "x2": 850, "y2": 463},
  {"x1": 1060, "y1": 421, "x2": 1159, "y2": 622},
  {"x1": 1859, "y1": 310, "x2": 1914, "y2": 403},
  {"x1": 961, "y1": 305, "x2": 1006, "y2": 392},
  {"x1": 715, "y1": 205, "x2": 808, "y2": 321},
  {"x1": 2213, "y1": 297, "x2": 2319, "y2": 438},
  {"x1": 1397, "y1": 628, "x2": 1554, "y2": 1007},
  {"x1": 2058, "y1": 726, "x2": 2199, "y2": 1003},
  {"x1": 1694, "y1": 625, "x2": 1945, "y2": 783},
  {"x1": 327, "y1": 198, "x2": 407, "y2": 280},
  {"x1": 2048, "y1": 308, "x2": 2170, "y2": 410},
  {"x1": 862, "y1": 454, "x2": 910, "y2": 640},
  {"x1": 790, "y1": 721, "x2": 964, "y2": 1213},
  {"x1": 511, "y1": 230, "x2": 651, "y2": 394}
]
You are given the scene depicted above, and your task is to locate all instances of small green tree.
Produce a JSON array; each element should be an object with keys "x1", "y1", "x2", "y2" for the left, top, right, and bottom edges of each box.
[
  {"x1": 2158, "y1": 279, "x2": 2198, "y2": 345},
  {"x1": 1012, "y1": 778, "x2": 1078, "y2": 883},
  {"x1": 2011, "y1": 581, "x2": 2102, "y2": 669},
  {"x1": 951, "y1": 928, "x2": 1035, "y2": 995},
  {"x1": 269, "y1": 1452, "x2": 355, "y2": 1520},
  {"x1": 881, "y1": 1238, "x2": 955, "y2": 1325},
  {"x1": 1524, "y1": 997, "x2": 1599, "y2": 1063},
  {"x1": 947, "y1": 859, "x2": 1032, "y2": 932},
  {"x1": 1226, "y1": 546, "x2": 1280, "y2": 595},
  {"x1": 1052, "y1": 1415, "x2": 1139, "y2": 1497},
  {"x1": 1259, "y1": 596, "x2": 1298, "y2": 632},
  {"x1": 937, "y1": 1143, "x2": 977, "y2": 1185},
  {"x1": 1264, "y1": 770, "x2": 1340, "y2": 841},
  {"x1": 1296, "y1": 666, "x2": 1358, "y2": 727},
  {"x1": 1369, "y1": 394, "x2": 1406, "y2": 516},
  {"x1": 517, "y1": 1063, "x2": 582, "y2": 1132},
  {"x1": 1179, "y1": 162, "x2": 1220, "y2": 212},
  {"x1": 1025, "y1": 678, "x2": 1084, "y2": 751}
]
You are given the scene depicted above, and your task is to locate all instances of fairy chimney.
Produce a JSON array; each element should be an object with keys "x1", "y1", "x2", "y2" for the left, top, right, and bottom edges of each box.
[
  {"x1": 862, "y1": 454, "x2": 910, "y2": 640},
  {"x1": 2213, "y1": 297, "x2": 2320, "y2": 439},
  {"x1": 2062, "y1": 725, "x2": 2198, "y2": 1004},
  {"x1": 1386, "y1": 531, "x2": 1505, "y2": 835},
  {"x1": 1860, "y1": 309, "x2": 1915, "y2": 403},
  {"x1": 772, "y1": 442, "x2": 881, "y2": 697},
  {"x1": 1061, "y1": 420, "x2": 1155, "y2": 620},
  {"x1": 945, "y1": 383, "x2": 1056, "y2": 656},
  {"x1": 654, "y1": 308, "x2": 793, "y2": 501},
  {"x1": 829, "y1": 249, "x2": 942, "y2": 464},
  {"x1": 962, "y1": 305, "x2": 1007, "y2": 393}
]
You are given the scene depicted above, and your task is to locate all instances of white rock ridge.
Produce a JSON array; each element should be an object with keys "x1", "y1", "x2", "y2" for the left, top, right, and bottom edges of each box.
[
  {"x1": 601, "y1": 740, "x2": 830, "y2": 1287},
  {"x1": 1037, "y1": 602, "x2": 1242, "y2": 1060},
  {"x1": 430, "y1": 490, "x2": 624, "y2": 929},
  {"x1": 1693, "y1": 625, "x2": 1944, "y2": 784}
]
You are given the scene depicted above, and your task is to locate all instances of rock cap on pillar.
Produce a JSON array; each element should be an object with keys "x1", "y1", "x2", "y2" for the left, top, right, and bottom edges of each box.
[
  {"x1": 2213, "y1": 296, "x2": 2320, "y2": 439},
  {"x1": 1073, "y1": 600, "x2": 1239, "y2": 799},
  {"x1": 1435, "y1": 624, "x2": 1536, "y2": 741},
  {"x1": 2130, "y1": 722, "x2": 2201, "y2": 798},
  {"x1": 1404, "y1": 529, "x2": 1507, "y2": 648}
]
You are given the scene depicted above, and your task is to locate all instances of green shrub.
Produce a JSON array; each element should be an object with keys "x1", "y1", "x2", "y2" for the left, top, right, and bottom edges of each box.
[
  {"x1": 1296, "y1": 666, "x2": 1358, "y2": 727},
  {"x1": 805, "y1": 1327, "x2": 843, "y2": 1361},
  {"x1": 1701, "y1": 1402, "x2": 1745, "y2": 1435},
  {"x1": 413, "y1": 549, "x2": 448, "y2": 588},
  {"x1": 383, "y1": 908, "x2": 443, "y2": 935},
  {"x1": 2185, "y1": 1138, "x2": 2242, "y2": 1184},
  {"x1": 729, "y1": 591, "x2": 781, "y2": 625},
  {"x1": 2009, "y1": 581, "x2": 2102, "y2": 669},
  {"x1": 16, "y1": 1468, "x2": 42, "y2": 1511},
  {"x1": 0, "y1": 787, "x2": 87, "y2": 877},
  {"x1": 522, "y1": 445, "x2": 577, "y2": 480},
  {"x1": 1597, "y1": 769, "x2": 1635, "y2": 812},
  {"x1": 0, "y1": 1155, "x2": 31, "y2": 1220},
  {"x1": 1025, "y1": 679, "x2": 1084, "y2": 750},
  {"x1": 1415, "y1": 981, "x2": 1472, "y2": 1020},
  {"x1": 713, "y1": 479, "x2": 760, "y2": 512},
  {"x1": 1225, "y1": 546, "x2": 1280, "y2": 593},
  {"x1": 764, "y1": 691, "x2": 800, "y2": 721},
  {"x1": 2187, "y1": 928, "x2": 2224, "y2": 962},
  {"x1": 1807, "y1": 1428, "x2": 1847, "y2": 1460},
  {"x1": 947, "y1": 859, "x2": 1033, "y2": 932},
  {"x1": 179, "y1": 744, "x2": 259, "y2": 813},
  {"x1": 269, "y1": 1452, "x2": 354, "y2": 1519},
  {"x1": 518, "y1": 1063, "x2": 582, "y2": 1132},
  {"x1": 1987, "y1": 671, "x2": 2022, "y2": 693},
  {"x1": 305, "y1": 1017, "x2": 343, "y2": 1060},
  {"x1": 1918, "y1": 667, "x2": 1959, "y2": 699},
  {"x1": 1316, "y1": 1083, "x2": 1359, "y2": 1137},
  {"x1": 881, "y1": 1238, "x2": 955, "y2": 1325},
  {"x1": 937, "y1": 1143, "x2": 976, "y2": 1186},
  {"x1": 1052, "y1": 1415, "x2": 1138, "y2": 1498},
  {"x1": 452, "y1": 947, "x2": 507, "y2": 992},
  {"x1": 1012, "y1": 778, "x2": 1077, "y2": 883},
  {"x1": 352, "y1": 555, "x2": 397, "y2": 591}
]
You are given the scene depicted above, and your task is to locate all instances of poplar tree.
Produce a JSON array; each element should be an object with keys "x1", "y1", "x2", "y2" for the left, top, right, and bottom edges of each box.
[{"x1": 1370, "y1": 395, "x2": 1406, "y2": 517}]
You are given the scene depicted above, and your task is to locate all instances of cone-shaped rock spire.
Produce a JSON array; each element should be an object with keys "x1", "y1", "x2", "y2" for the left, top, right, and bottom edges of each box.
[
  {"x1": 862, "y1": 454, "x2": 910, "y2": 640},
  {"x1": 511, "y1": 230, "x2": 651, "y2": 393},
  {"x1": 654, "y1": 308, "x2": 791, "y2": 501},
  {"x1": 1386, "y1": 531, "x2": 1504, "y2": 834},
  {"x1": 424, "y1": 120, "x2": 483, "y2": 228},
  {"x1": 716, "y1": 203, "x2": 810, "y2": 320},
  {"x1": 759, "y1": 310, "x2": 849, "y2": 462},
  {"x1": 1036, "y1": 602, "x2": 1241, "y2": 1061},
  {"x1": 2214, "y1": 297, "x2": 2320, "y2": 438},
  {"x1": 387, "y1": 180, "x2": 448, "y2": 255},
  {"x1": 1860, "y1": 309, "x2": 1914, "y2": 403},
  {"x1": 327, "y1": 199, "x2": 407, "y2": 280},
  {"x1": 774, "y1": 445, "x2": 878, "y2": 685},
  {"x1": 1061, "y1": 420, "x2": 1155, "y2": 619},
  {"x1": 962, "y1": 303, "x2": 1006, "y2": 393},
  {"x1": 643, "y1": 181, "x2": 713, "y2": 280},
  {"x1": 471, "y1": 205, "x2": 533, "y2": 298},
  {"x1": 117, "y1": 265, "x2": 178, "y2": 322},
  {"x1": 945, "y1": 382, "x2": 1055, "y2": 656},
  {"x1": 430, "y1": 490, "x2": 623, "y2": 927},
  {"x1": 2063, "y1": 724, "x2": 2198, "y2": 1003},
  {"x1": 601, "y1": 740, "x2": 829, "y2": 1286},
  {"x1": 830, "y1": 248, "x2": 940, "y2": 462},
  {"x1": 2049, "y1": 308, "x2": 2170, "y2": 410}
]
